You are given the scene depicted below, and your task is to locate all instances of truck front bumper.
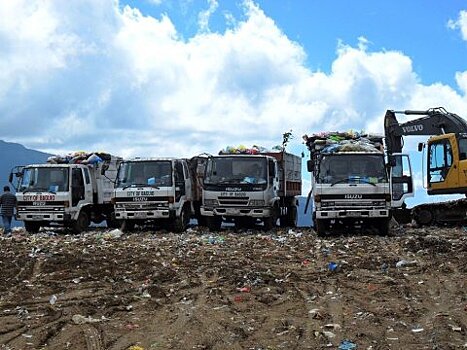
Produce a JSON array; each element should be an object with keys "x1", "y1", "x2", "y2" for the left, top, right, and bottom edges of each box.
[
  {"x1": 316, "y1": 209, "x2": 389, "y2": 219},
  {"x1": 115, "y1": 209, "x2": 171, "y2": 220},
  {"x1": 17, "y1": 212, "x2": 69, "y2": 222},
  {"x1": 201, "y1": 207, "x2": 272, "y2": 218}
]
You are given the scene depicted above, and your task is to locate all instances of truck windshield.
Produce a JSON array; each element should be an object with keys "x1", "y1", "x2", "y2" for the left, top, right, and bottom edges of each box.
[
  {"x1": 19, "y1": 167, "x2": 69, "y2": 193},
  {"x1": 318, "y1": 154, "x2": 387, "y2": 184},
  {"x1": 204, "y1": 157, "x2": 267, "y2": 185},
  {"x1": 116, "y1": 161, "x2": 172, "y2": 187}
]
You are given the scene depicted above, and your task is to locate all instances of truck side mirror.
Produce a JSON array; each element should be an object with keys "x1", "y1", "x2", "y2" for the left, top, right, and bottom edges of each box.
[
  {"x1": 101, "y1": 163, "x2": 109, "y2": 175},
  {"x1": 307, "y1": 160, "x2": 313, "y2": 172},
  {"x1": 8, "y1": 173, "x2": 13, "y2": 183},
  {"x1": 417, "y1": 143, "x2": 424, "y2": 152}
]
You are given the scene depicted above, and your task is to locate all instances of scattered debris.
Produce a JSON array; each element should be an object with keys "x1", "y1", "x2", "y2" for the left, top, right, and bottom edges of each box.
[{"x1": 0, "y1": 226, "x2": 465, "y2": 349}]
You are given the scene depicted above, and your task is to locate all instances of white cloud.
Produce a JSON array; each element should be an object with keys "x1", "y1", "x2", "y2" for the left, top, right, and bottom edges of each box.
[
  {"x1": 448, "y1": 10, "x2": 467, "y2": 40},
  {"x1": 198, "y1": 0, "x2": 218, "y2": 32},
  {"x1": 0, "y1": 0, "x2": 466, "y2": 164}
]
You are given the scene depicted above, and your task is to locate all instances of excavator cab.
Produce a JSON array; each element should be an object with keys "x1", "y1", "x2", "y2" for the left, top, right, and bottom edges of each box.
[{"x1": 425, "y1": 133, "x2": 467, "y2": 195}]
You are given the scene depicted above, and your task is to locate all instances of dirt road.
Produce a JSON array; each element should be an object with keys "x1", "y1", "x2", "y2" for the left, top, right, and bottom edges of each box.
[{"x1": 0, "y1": 226, "x2": 466, "y2": 349}]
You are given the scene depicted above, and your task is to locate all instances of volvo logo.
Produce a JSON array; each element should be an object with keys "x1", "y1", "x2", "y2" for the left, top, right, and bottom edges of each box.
[
  {"x1": 402, "y1": 124, "x2": 424, "y2": 133},
  {"x1": 345, "y1": 194, "x2": 362, "y2": 199}
]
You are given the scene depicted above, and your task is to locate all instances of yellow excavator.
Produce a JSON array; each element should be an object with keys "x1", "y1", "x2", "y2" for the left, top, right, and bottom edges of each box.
[{"x1": 384, "y1": 107, "x2": 467, "y2": 225}]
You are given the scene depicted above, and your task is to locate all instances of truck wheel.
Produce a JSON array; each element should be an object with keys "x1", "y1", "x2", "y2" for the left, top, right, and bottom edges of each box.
[
  {"x1": 197, "y1": 216, "x2": 207, "y2": 227},
  {"x1": 120, "y1": 220, "x2": 135, "y2": 233},
  {"x1": 172, "y1": 207, "x2": 190, "y2": 233},
  {"x1": 72, "y1": 211, "x2": 90, "y2": 234},
  {"x1": 106, "y1": 212, "x2": 120, "y2": 229},
  {"x1": 25, "y1": 222, "x2": 41, "y2": 234},
  {"x1": 315, "y1": 219, "x2": 327, "y2": 237},
  {"x1": 236, "y1": 217, "x2": 254, "y2": 229},
  {"x1": 263, "y1": 214, "x2": 278, "y2": 231},
  {"x1": 377, "y1": 218, "x2": 390, "y2": 236},
  {"x1": 206, "y1": 217, "x2": 222, "y2": 231},
  {"x1": 285, "y1": 205, "x2": 298, "y2": 227}
]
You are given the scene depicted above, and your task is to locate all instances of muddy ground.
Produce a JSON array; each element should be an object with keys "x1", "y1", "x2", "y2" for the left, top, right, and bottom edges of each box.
[{"x1": 0, "y1": 225, "x2": 466, "y2": 350}]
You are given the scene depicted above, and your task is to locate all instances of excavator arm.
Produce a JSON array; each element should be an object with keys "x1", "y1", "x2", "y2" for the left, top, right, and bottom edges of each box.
[{"x1": 384, "y1": 107, "x2": 467, "y2": 155}]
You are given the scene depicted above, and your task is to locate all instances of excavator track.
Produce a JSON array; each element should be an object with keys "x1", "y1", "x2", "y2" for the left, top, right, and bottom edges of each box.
[{"x1": 412, "y1": 198, "x2": 467, "y2": 226}]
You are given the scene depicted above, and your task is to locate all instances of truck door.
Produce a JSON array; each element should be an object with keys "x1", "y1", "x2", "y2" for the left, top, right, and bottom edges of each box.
[
  {"x1": 174, "y1": 161, "x2": 186, "y2": 202},
  {"x1": 390, "y1": 153, "x2": 414, "y2": 208},
  {"x1": 182, "y1": 161, "x2": 193, "y2": 201},
  {"x1": 71, "y1": 168, "x2": 86, "y2": 207}
]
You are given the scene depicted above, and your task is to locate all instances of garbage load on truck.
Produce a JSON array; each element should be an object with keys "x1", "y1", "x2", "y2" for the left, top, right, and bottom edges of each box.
[
  {"x1": 200, "y1": 145, "x2": 302, "y2": 231},
  {"x1": 10, "y1": 151, "x2": 122, "y2": 233}
]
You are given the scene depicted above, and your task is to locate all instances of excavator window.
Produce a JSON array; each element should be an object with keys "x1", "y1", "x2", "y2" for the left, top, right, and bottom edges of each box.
[
  {"x1": 458, "y1": 138, "x2": 467, "y2": 160},
  {"x1": 428, "y1": 141, "x2": 452, "y2": 183}
]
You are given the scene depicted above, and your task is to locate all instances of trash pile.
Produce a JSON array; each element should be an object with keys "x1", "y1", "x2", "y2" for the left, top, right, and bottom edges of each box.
[
  {"x1": 0, "y1": 225, "x2": 465, "y2": 349},
  {"x1": 47, "y1": 151, "x2": 112, "y2": 165},
  {"x1": 219, "y1": 144, "x2": 281, "y2": 155},
  {"x1": 303, "y1": 131, "x2": 384, "y2": 154}
]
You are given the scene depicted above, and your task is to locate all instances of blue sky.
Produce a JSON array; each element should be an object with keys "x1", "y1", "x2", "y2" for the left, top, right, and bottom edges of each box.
[{"x1": 0, "y1": 0, "x2": 466, "y2": 206}]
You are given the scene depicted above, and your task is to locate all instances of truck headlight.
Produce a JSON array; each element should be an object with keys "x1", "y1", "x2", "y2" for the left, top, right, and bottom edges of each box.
[
  {"x1": 249, "y1": 200, "x2": 265, "y2": 206},
  {"x1": 204, "y1": 199, "x2": 218, "y2": 206}
]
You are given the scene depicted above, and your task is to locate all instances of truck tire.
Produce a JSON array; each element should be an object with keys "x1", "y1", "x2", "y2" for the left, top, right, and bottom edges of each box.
[
  {"x1": 263, "y1": 214, "x2": 278, "y2": 231},
  {"x1": 106, "y1": 212, "x2": 120, "y2": 229},
  {"x1": 236, "y1": 217, "x2": 254, "y2": 229},
  {"x1": 120, "y1": 220, "x2": 135, "y2": 233},
  {"x1": 315, "y1": 219, "x2": 327, "y2": 237},
  {"x1": 206, "y1": 216, "x2": 222, "y2": 231},
  {"x1": 377, "y1": 218, "x2": 390, "y2": 236},
  {"x1": 72, "y1": 211, "x2": 90, "y2": 234},
  {"x1": 172, "y1": 206, "x2": 190, "y2": 233},
  {"x1": 25, "y1": 222, "x2": 41, "y2": 234},
  {"x1": 284, "y1": 205, "x2": 298, "y2": 227}
]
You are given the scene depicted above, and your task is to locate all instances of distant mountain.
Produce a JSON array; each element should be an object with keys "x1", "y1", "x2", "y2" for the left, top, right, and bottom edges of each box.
[
  {"x1": 0, "y1": 140, "x2": 52, "y2": 186},
  {"x1": 0, "y1": 140, "x2": 52, "y2": 227}
]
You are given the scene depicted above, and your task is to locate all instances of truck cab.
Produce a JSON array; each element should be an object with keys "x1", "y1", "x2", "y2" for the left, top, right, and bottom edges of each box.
[
  {"x1": 305, "y1": 132, "x2": 413, "y2": 235},
  {"x1": 11, "y1": 154, "x2": 119, "y2": 233},
  {"x1": 113, "y1": 158, "x2": 196, "y2": 232},
  {"x1": 201, "y1": 152, "x2": 301, "y2": 230}
]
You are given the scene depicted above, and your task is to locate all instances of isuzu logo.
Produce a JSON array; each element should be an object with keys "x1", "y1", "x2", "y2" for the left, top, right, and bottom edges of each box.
[
  {"x1": 345, "y1": 194, "x2": 362, "y2": 199},
  {"x1": 225, "y1": 187, "x2": 242, "y2": 192},
  {"x1": 402, "y1": 124, "x2": 424, "y2": 133}
]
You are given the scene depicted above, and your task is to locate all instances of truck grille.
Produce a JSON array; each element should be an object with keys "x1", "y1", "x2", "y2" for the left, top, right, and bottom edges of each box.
[
  {"x1": 116, "y1": 202, "x2": 164, "y2": 211},
  {"x1": 218, "y1": 196, "x2": 249, "y2": 206}
]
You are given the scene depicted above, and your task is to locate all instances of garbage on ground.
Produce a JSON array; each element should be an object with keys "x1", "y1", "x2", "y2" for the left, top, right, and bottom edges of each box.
[
  {"x1": 338, "y1": 340, "x2": 357, "y2": 350},
  {"x1": 72, "y1": 314, "x2": 109, "y2": 325},
  {"x1": 0, "y1": 225, "x2": 465, "y2": 348},
  {"x1": 327, "y1": 261, "x2": 340, "y2": 272},
  {"x1": 396, "y1": 259, "x2": 418, "y2": 268},
  {"x1": 49, "y1": 295, "x2": 57, "y2": 305}
]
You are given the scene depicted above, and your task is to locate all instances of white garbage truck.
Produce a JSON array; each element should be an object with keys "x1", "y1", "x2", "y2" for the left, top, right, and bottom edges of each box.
[
  {"x1": 10, "y1": 152, "x2": 122, "y2": 233},
  {"x1": 304, "y1": 132, "x2": 413, "y2": 235},
  {"x1": 112, "y1": 157, "x2": 203, "y2": 232},
  {"x1": 200, "y1": 148, "x2": 302, "y2": 230}
]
